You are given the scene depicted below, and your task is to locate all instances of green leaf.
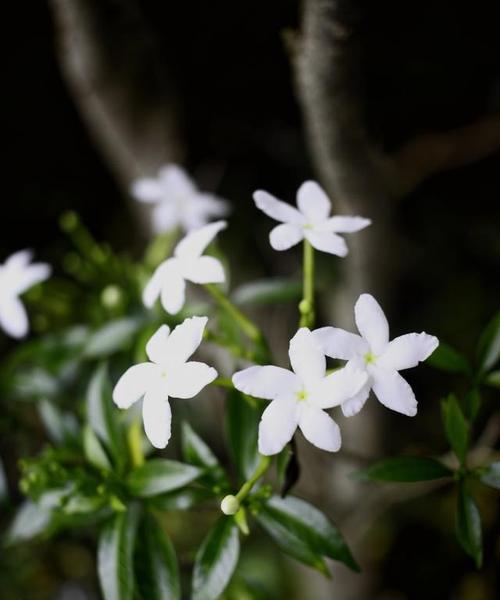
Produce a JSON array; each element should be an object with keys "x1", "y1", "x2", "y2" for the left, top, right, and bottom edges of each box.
[
  {"x1": 0, "y1": 457, "x2": 7, "y2": 504},
  {"x1": 38, "y1": 399, "x2": 78, "y2": 445},
  {"x1": 182, "y1": 422, "x2": 219, "y2": 469},
  {"x1": 83, "y1": 317, "x2": 143, "y2": 359},
  {"x1": 354, "y1": 456, "x2": 453, "y2": 482},
  {"x1": 98, "y1": 505, "x2": 140, "y2": 600},
  {"x1": 456, "y1": 482, "x2": 482, "y2": 568},
  {"x1": 476, "y1": 310, "x2": 500, "y2": 375},
  {"x1": 479, "y1": 462, "x2": 500, "y2": 490},
  {"x1": 484, "y1": 370, "x2": 500, "y2": 388},
  {"x1": 135, "y1": 513, "x2": 180, "y2": 600},
  {"x1": 441, "y1": 394, "x2": 469, "y2": 464},
  {"x1": 87, "y1": 363, "x2": 124, "y2": 467},
  {"x1": 83, "y1": 425, "x2": 112, "y2": 471},
  {"x1": 6, "y1": 500, "x2": 53, "y2": 544},
  {"x1": 255, "y1": 495, "x2": 358, "y2": 573},
  {"x1": 149, "y1": 487, "x2": 215, "y2": 511},
  {"x1": 426, "y1": 342, "x2": 470, "y2": 374},
  {"x1": 192, "y1": 517, "x2": 240, "y2": 600},
  {"x1": 464, "y1": 388, "x2": 482, "y2": 421},
  {"x1": 225, "y1": 390, "x2": 260, "y2": 481},
  {"x1": 232, "y1": 278, "x2": 302, "y2": 307},
  {"x1": 127, "y1": 459, "x2": 201, "y2": 498}
]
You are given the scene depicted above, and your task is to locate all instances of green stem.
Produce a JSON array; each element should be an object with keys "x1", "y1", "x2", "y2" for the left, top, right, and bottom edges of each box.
[
  {"x1": 127, "y1": 418, "x2": 144, "y2": 468},
  {"x1": 212, "y1": 376, "x2": 234, "y2": 389},
  {"x1": 299, "y1": 239, "x2": 315, "y2": 328},
  {"x1": 235, "y1": 454, "x2": 271, "y2": 503}
]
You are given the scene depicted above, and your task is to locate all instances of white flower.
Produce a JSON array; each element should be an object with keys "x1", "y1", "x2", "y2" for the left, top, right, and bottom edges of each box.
[
  {"x1": 313, "y1": 293, "x2": 439, "y2": 418},
  {"x1": 112, "y1": 317, "x2": 217, "y2": 449},
  {"x1": 253, "y1": 180, "x2": 371, "y2": 255},
  {"x1": 0, "y1": 250, "x2": 51, "y2": 339},
  {"x1": 143, "y1": 221, "x2": 227, "y2": 314},
  {"x1": 132, "y1": 164, "x2": 230, "y2": 233},
  {"x1": 232, "y1": 328, "x2": 368, "y2": 455}
]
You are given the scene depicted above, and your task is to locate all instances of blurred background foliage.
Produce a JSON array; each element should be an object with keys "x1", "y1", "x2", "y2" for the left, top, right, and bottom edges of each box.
[{"x1": 2, "y1": 0, "x2": 500, "y2": 599}]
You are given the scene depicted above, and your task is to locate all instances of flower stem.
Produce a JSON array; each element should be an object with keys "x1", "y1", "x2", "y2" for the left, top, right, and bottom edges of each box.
[
  {"x1": 235, "y1": 454, "x2": 271, "y2": 503},
  {"x1": 299, "y1": 239, "x2": 315, "y2": 328},
  {"x1": 127, "y1": 418, "x2": 144, "y2": 468}
]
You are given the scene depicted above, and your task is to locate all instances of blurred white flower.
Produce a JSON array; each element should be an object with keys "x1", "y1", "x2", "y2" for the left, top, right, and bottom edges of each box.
[
  {"x1": 232, "y1": 328, "x2": 368, "y2": 455},
  {"x1": 132, "y1": 164, "x2": 230, "y2": 233},
  {"x1": 143, "y1": 221, "x2": 226, "y2": 314},
  {"x1": 253, "y1": 180, "x2": 371, "y2": 255},
  {"x1": 314, "y1": 293, "x2": 439, "y2": 418},
  {"x1": 0, "y1": 250, "x2": 51, "y2": 339},
  {"x1": 113, "y1": 317, "x2": 217, "y2": 449}
]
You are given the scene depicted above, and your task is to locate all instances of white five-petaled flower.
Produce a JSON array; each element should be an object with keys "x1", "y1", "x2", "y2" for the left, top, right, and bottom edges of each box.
[
  {"x1": 143, "y1": 221, "x2": 227, "y2": 315},
  {"x1": 232, "y1": 328, "x2": 368, "y2": 455},
  {"x1": 253, "y1": 180, "x2": 371, "y2": 256},
  {"x1": 112, "y1": 317, "x2": 217, "y2": 449},
  {"x1": 313, "y1": 293, "x2": 439, "y2": 418},
  {"x1": 132, "y1": 164, "x2": 230, "y2": 234},
  {"x1": 0, "y1": 250, "x2": 51, "y2": 339}
]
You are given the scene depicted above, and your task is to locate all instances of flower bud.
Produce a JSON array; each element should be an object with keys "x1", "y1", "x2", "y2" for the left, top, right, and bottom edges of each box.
[
  {"x1": 220, "y1": 494, "x2": 240, "y2": 515},
  {"x1": 298, "y1": 299, "x2": 311, "y2": 314}
]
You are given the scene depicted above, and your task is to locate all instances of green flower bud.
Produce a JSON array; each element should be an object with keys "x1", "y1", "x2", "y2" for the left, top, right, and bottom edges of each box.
[{"x1": 220, "y1": 494, "x2": 240, "y2": 515}]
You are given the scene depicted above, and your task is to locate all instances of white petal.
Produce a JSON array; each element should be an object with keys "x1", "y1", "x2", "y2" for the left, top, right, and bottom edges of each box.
[
  {"x1": 377, "y1": 332, "x2": 439, "y2": 371},
  {"x1": 167, "y1": 361, "x2": 217, "y2": 398},
  {"x1": 151, "y1": 202, "x2": 179, "y2": 233},
  {"x1": 184, "y1": 256, "x2": 225, "y2": 284},
  {"x1": 258, "y1": 398, "x2": 299, "y2": 455},
  {"x1": 232, "y1": 366, "x2": 301, "y2": 400},
  {"x1": 145, "y1": 325, "x2": 171, "y2": 364},
  {"x1": 323, "y1": 216, "x2": 371, "y2": 233},
  {"x1": 160, "y1": 272, "x2": 186, "y2": 314},
  {"x1": 112, "y1": 363, "x2": 160, "y2": 409},
  {"x1": 0, "y1": 297, "x2": 28, "y2": 338},
  {"x1": 269, "y1": 223, "x2": 304, "y2": 251},
  {"x1": 304, "y1": 230, "x2": 348, "y2": 256},
  {"x1": 193, "y1": 193, "x2": 230, "y2": 218},
  {"x1": 12, "y1": 264, "x2": 51, "y2": 296},
  {"x1": 296, "y1": 181, "x2": 331, "y2": 223},
  {"x1": 174, "y1": 221, "x2": 227, "y2": 260},
  {"x1": 142, "y1": 390, "x2": 172, "y2": 449},
  {"x1": 313, "y1": 326, "x2": 368, "y2": 360},
  {"x1": 341, "y1": 382, "x2": 371, "y2": 417},
  {"x1": 253, "y1": 190, "x2": 304, "y2": 225},
  {"x1": 298, "y1": 405, "x2": 341, "y2": 452},
  {"x1": 308, "y1": 363, "x2": 369, "y2": 409},
  {"x1": 163, "y1": 316, "x2": 209, "y2": 365},
  {"x1": 131, "y1": 177, "x2": 164, "y2": 203},
  {"x1": 142, "y1": 261, "x2": 172, "y2": 308},
  {"x1": 371, "y1": 366, "x2": 417, "y2": 416},
  {"x1": 288, "y1": 328, "x2": 326, "y2": 385},
  {"x1": 4, "y1": 249, "x2": 33, "y2": 269},
  {"x1": 158, "y1": 164, "x2": 196, "y2": 195},
  {"x1": 354, "y1": 293, "x2": 389, "y2": 354}
]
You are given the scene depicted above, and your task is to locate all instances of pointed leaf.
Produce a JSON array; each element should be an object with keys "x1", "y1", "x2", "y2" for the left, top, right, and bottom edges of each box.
[
  {"x1": 427, "y1": 342, "x2": 470, "y2": 374},
  {"x1": 150, "y1": 487, "x2": 215, "y2": 511},
  {"x1": 354, "y1": 456, "x2": 453, "y2": 482},
  {"x1": 479, "y1": 462, "x2": 500, "y2": 490},
  {"x1": 127, "y1": 459, "x2": 201, "y2": 498},
  {"x1": 441, "y1": 394, "x2": 469, "y2": 464},
  {"x1": 83, "y1": 425, "x2": 112, "y2": 471},
  {"x1": 456, "y1": 482, "x2": 482, "y2": 568},
  {"x1": 477, "y1": 310, "x2": 500, "y2": 375},
  {"x1": 6, "y1": 500, "x2": 53, "y2": 544},
  {"x1": 182, "y1": 422, "x2": 219, "y2": 469},
  {"x1": 83, "y1": 317, "x2": 143, "y2": 359},
  {"x1": 225, "y1": 390, "x2": 259, "y2": 481},
  {"x1": 232, "y1": 278, "x2": 302, "y2": 307}
]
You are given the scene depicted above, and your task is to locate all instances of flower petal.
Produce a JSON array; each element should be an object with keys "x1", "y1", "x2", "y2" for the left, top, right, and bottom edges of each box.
[
  {"x1": 313, "y1": 326, "x2": 368, "y2": 360},
  {"x1": 167, "y1": 361, "x2": 217, "y2": 399},
  {"x1": 142, "y1": 261, "x2": 172, "y2": 308},
  {"x1": 131, "y1": 177, "x2": 164, "y2": 203},
  {"x1": 304, "y1": 230, "x2": 348, "y2": 256},
  {"x1": 193, "y1": 193, "x2": 230, "y2": 218},
  {"x1": 151, "y1": 202, "x2": 179, "y2": 233},
  {"x1": 341, "y1": 382, "x2": 371, "y2": 417},
  {"x1": 142, "y1": 389, "x2": 172, "y2": 449},
  {"x1": 4, "y1": 250, "x2": 33, "y2": 269},
  {"x1": 377, "y1": 332, "x2": 439, "y2": 371},
  {"x1": 253, "y1": 190, "x2": 304, "y2": 225},
  {"x1": 112, "y1": 363, "x2": 160, "y2": 409},
  {"x1": 183, "y1": 256, "x2": 225, "y2": 284},
  {"x1": 269, "y1": 223, "x2": 304, "y2": 251},
  {"x1": 232, "y1": 366, "x2": 301, "y2": 401},
  {"x1": 296, "y1": 181, "x2": 331, "y2": 223},
  {"x1": 288, "y1": 328, "x2": 325, "y2": 385},
  {"x1": 258, "y1": 398, "x2": 299, "y2": 455},
  {"x1": 163, "y1": 316, "x2": 209, "y2": 365},
  {"x1": 174, "y1": 220, "x2": 227, "y2": 260},
  {"x1": 298, "y1": 405, "x2": 341, "y2": 452},
  {"x1": 323, "y1": 216, "x2": 371, "y2": 233},
  {"x1": 354, "y1": 293, "x2": 389, "y2": 354},
  {"x1": 11, "y1": 264, "x2": 51, "y2": 296},
  {"x1": 158, "y1": 164, "x2": 196, "y2": 196},
  {"x1": 160, "y1": 271, "x2": 186, "y2": 314},
  {"x1": 308, "y1": 363, "x2": 369, "y2": 409},
  {"x1": 370, "y1": 366, "x2": 417, "y2": 416},
  {"x1": 145, "y1": 325, "x2": 171, "y2": 364},
  {"x1": 0, "y1": 297, "x2": 28, "y2": 338}
]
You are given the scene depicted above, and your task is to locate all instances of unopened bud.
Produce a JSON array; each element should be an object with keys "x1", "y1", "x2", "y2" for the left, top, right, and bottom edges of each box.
[
  {"x1": 299, "y1": 299, "x2": 311, "y2": 314},
  {"x1": 220, "y1": 494, "x2": 240, "y2": 515}
]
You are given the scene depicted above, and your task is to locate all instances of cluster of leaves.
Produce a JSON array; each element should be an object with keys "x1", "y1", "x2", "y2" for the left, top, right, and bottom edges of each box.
[{"x1": 353, "y1": 310, "x2": 500, "y2": 568}]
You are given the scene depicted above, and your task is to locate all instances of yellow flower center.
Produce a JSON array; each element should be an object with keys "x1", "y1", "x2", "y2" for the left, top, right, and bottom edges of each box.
[
  {"x1": 296, "y1": 390, "x2": 308, "y2": 402},
  {"x1": 364, "y1": 351, "x2": 377, "y2": 364}
]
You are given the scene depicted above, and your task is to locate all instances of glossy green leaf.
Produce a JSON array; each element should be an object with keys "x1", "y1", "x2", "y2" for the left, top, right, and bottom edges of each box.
[
  {"x1": 225, "y1": 390, "x2": 260, "y2": 481},
  {"x1": 484, "y1": 370, "x2": 500, "y2": 388},
  {"x1": 83, "y1": 317, "x2": 143, "y2": 359},
  {"x1": 232, "y1": 278, "x2": 302, "y2": 307},
  {"x1": 135, "y1": 513, "x2": 180, "y2": 600},
  {"x1": 456, "y1": 482, "x2": 482, "y2": 568},
  {"x1": 182, "y1": 422, "x2": 219, "y2": 469},
  {"x1": 426, "y1": 342, "x2": 470, "y2": 374},
  {"x1": 98, "y1": 505, "x2": 140, "y2": 600},
  {"x1": 83, "y1": 424, "x2": 112, "y2": 471},
  {"x1": 354, "y1": 456, "x2": 453, "y2": 482},
  {"x1": 192, "y1": 517, "x2": 240, "y2": 600},
  {"x1": 464, "y1": 388, "x2": 482, "y2": 422},
  {"x1": 476, "y1": 310, "x2": 500, "y2": 375},
  {"x1": 6, "y1": 500, "x2": 53, "y2": 544},
  {"x1": 127, "y1": 459, "x2": 201, "y2": 498},
  {"x1": 149, "y1": 487, "x2": 215, "y2": 511},
  {"x1": 479, "y1": 462, "x2": 500, "y2": 490},
  {"x1": 441, "y1": 394, "x2": 469, "y2": 464},
  {"x1": 255, "y1": 495, "x2": 358, "y2": 573},
  {"x1": 38, "y1": 399, "x2": 78, "y2": 445}
]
